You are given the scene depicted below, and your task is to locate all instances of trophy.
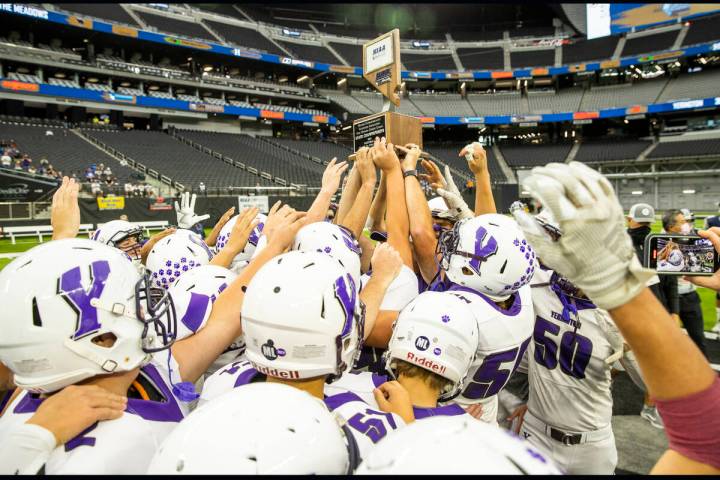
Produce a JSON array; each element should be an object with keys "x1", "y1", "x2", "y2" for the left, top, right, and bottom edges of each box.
[{"x1": 350, "y1": 29, "x2": 422, "y2": 158}]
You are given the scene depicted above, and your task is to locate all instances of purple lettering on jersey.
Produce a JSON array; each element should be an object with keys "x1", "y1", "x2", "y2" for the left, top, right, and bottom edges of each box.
[
  {"x1": 219, "y1": 361, "x2": 244, "y2": 376},
  {"x1": 462, "y1": 347, "x2": 520, "y2": 399},
  {"x1": 178, "y1": 292, "x2": 211, "y2": 332},
  {"x1": 468, "y1": 226, "x2": 498, "y2": 275},
  {"x1": 334, "y1": 274, "x2": 357, "y2": 338},
  {"x1": 58, "y1": 260, "x2": 111, "y2": 340},
  {"x1": 371, "y1": 373, "x2": 389, "y2": 388},
  {"x1": 65, "y1": 422, "x2": 98, "y2": 451},
  {"x1": 233, "y1": 366, "x2": 260, "y2": 388},
  {"x1": 125, "y1": 364, "x2": 184, "y2": 422}
]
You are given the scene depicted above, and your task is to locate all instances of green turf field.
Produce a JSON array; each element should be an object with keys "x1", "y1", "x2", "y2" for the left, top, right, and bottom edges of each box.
[{"x1": 1, "y1": 219, "x2": 717, "y2": 330}]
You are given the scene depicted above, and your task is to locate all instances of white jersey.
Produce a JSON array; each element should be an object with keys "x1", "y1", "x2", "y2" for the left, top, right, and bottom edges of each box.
[
  {"x1": 360, "y1": 265, "x2": 419, "y2": 311},
  {"x1": 326, "y1": 371, "x2": 468, "y2": 420},
  {"x1": 0, "y1": 362, "x2": 185, "y2": 474},
  {"x1": 527, "y1": 267, "x2": 621, "y2": 431},
  {"x1": 200, "y1": 360, "x2": 404, "y2": 461},
  {"x1": 443, "y1": 284, "x2": 534, "y2": 424}
]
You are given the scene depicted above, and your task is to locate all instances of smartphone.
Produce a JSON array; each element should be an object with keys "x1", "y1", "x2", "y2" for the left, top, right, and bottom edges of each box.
[{"x1": 643, "y1": 234, "x2": 720, "y2": 276}]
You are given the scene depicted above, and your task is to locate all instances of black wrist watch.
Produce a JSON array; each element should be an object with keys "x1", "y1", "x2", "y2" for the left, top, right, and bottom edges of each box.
[{"x1": 403, "y1": 169, "x2": 418, "y2": 179}]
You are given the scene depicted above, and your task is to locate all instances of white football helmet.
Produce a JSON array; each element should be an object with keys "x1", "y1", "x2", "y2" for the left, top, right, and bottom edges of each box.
[
  {"x1": 213, "y1": 212, "x2": 267, "y2": 270},
  {"x1": 0, "y1": 239, "x2": 176, "y2": 393},
  {"x1": 242, "y1": 250, "x2": 363, "y2": 381},
  {"x1": 146, "y1": 229, "x2": 213, "y2": 290},
  {"x1": 439, "y1": 214, "x2": 536, "y2": 300},
  {"x1": 356, "y1": 415, "x2": 562, "y2": 474},
  {"x1": 383, "y1": 291, "x2": 478, "y2": 400},
  {"x1": 668, "y1": 248, "x2": 684, "y2": 266},
  {"x1": 292, "y1": 221, "x2": 362, "y2": 286},
  {"x1": 91, "y1": 219, "x2": 145, "y2": 262},
  {"x1": 148, "y1": 383, "x2": 356, "y2": 474}
]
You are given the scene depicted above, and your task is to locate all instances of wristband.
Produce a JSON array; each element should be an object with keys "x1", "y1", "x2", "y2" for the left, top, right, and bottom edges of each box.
[{"x1": 403, "y1": 169, "x2": 418, "y2": 179}]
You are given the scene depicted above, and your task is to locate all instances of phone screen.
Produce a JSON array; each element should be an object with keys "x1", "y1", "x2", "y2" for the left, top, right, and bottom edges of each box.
[{"x1": 645, "y1": 234, "x2": 719, "y2": 276}]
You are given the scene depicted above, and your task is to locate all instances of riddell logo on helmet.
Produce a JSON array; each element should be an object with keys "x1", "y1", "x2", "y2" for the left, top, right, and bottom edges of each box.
[
  {"x1": 253, "y1": 363, "x2": 300, "y2": 379},
  {"x1": 406, "y1": 352, "x2": 446, "y2": 375}
]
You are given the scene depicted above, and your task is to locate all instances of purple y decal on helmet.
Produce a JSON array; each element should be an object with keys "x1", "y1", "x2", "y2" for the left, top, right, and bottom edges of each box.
[
  {"x1": 58, "y1": 260, "x2": 111, "y2": 340},
  {"x1": 334, "y1": 274, "x2": 357, "y2": 338},
  {"x1": 468, "y1": 226, "x2": 498, "y2": 275},
  {"x1": 178, "y1": 292, "x2": 211, "y2": 332},
  {"x1": 248, "y1": 222, "x2": 265, "y2": 247},
  {"x1": 338, "y1": 226, "x2": 361, "y2": 256},
  {"x1": 188, "y1": 232, "x2": 213, "y2": 260}
]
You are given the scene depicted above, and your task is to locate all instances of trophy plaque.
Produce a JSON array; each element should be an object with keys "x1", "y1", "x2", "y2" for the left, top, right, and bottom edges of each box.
[{"x1": 351, "y1": 29, "x2": 422, "y2": 155}]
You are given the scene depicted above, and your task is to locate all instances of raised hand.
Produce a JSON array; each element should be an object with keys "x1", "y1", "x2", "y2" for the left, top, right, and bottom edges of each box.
[
  {"x1": 261, "y1": 201, "x2": 289, "y2": 242},
  {"x1": 355, "y1": 146, "x2": 377, "y2": 187},
  {"x1": 435, "y1": 165, "x2": 474, "y2": 220},
  {"x1": 419, "y1": 158, "x2": 446, "y2": 190},
  {"x1": 265, "y1": 208, "x2": 307, "y2": 254},
  {"x1": 225, "y1": 207, "x2": 260, "y2": 253},
  {"x1": 369, "y1": 242, "x2": 403, "y2": 284},
  {"x1": 174, "y1": 192, "x2": 210, "y2": 229},
  {"x1": 369, "y1": 137, "x2": 401, "y2": 172},
  {"x1": 140, "y1": 227, "x2": 176, "y2": 264},
  {"x1": 459, "y1": 142, "x2": 488, "y2": 176},
  {"x1": 51, "y1": 176, "x2": 81, "y2": 240},
  {"x1": 205, "y1": 206, "x2": 236, "y2": 247},
  {"x1": 396, "y1": 143, "x2": 422, "y2": 173},
  {"x1": 321, "y1": 157, "x2": 349, "y2": 195}
]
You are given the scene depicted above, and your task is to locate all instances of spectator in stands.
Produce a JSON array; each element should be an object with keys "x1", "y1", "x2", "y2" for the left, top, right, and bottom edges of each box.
[
  {"x1": 84, "y1": 167, "x2": 95, "y2": 181},
  {"x1": 13, "y1": 160, "x2": 22, "y2": 171},
  {"x1": 20, "y1": 155, "x2": 31, "y2": 171},
  {"x1": 663, "y1": 209, "x2": 706, "y2": 358},
  {"x1": 627, "y1": 203, "x2": 678, "y2": 429},
  {"x1": 125, "y1": 182, "x2": 134, "y2": 197},
  {"x1": 199, "y1": 181, "x2": 206, "y2": 196},
  {"x1": 0, "y1": 153, "x2": 10, "y2": 168},
  {"x1": 704, "y1": 204, "x2": 720, "y2": 334},
  {"x1": 144, "y1": 184, "x2": 154, "y2": 197},
  {"x1": 103, "y1": 165, "x2": 112, "y2": 178}
]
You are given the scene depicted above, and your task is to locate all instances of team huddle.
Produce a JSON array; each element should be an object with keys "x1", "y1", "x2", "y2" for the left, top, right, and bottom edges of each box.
[{"x1": 0, "y1": 139, "x2": 711, "y2": 474}]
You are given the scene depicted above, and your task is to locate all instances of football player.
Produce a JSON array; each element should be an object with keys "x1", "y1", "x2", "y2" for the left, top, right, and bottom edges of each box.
[
  {"x1": 356, "y1": 415, "x2": 561, "y2": 474},
  {"x1": 199, "y1": 250, "x2": 411, "y2": 459},
  {"x1": 148, "y1": 384, "x2": 360, "y2": 474},
  {"x1": 326, "y1": 290, "x2": 479, "y2": 419},
  {"x1": 508, "y1": 210, "x2": 646, "y2": 474}
]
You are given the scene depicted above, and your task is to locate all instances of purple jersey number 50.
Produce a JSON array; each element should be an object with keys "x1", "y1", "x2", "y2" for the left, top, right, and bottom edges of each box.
[
  {"x1": 461, "y1": 338, "x2": 530, "y2": 400},
  {"x1": 533, "y1": 316, "x2": 593, "y2": 379}
]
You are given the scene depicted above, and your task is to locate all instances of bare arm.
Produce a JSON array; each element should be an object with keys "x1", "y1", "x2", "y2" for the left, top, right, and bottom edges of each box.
[
  {"x1": 368, "y1": 172, "x2": 387, "y2": 233},
  {"x1": 371, "y1": 138, "x2": 413, "y2": 268},
  {"x1": 405, "y1": 156, "x2": 440, "y2": 283},
  {"x1": 205, "y1": 206, "x2": 235, "y2": 247},
  {"x1": 172, "y1": 210, "x2": 307, "y2": 383},
  {"x1": 460, "y1": 142, "x2": 496, "y2": 215},
  {"x1": 338, "y1": 147, "x2": 376, "y2": 239},
  {"x1": 50, "y1": 177, "x2": 80, "y2": 240},
  {"x1": 335, "y1": 162, "x2": 361, "y2": 225},
  {"x1": 359, "y1": 243, "x2": 402, "y2": 341},
  {"x1": 305, "y1": 158, "x2": 348, "y2": 224},
  {"x1": 209, "y1": 207, "x2": 259, "y2": 269}
]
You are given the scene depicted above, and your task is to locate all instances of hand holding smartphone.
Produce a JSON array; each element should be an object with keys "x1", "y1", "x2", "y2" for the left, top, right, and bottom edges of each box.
[{"x1": 643, "y1": 234, "x2": 720, "y2": 276}]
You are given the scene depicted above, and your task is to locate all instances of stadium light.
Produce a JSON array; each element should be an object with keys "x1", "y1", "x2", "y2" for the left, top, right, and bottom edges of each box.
[
  {"x1": 203, "y1": 65, "x2": 213, "y2": 72},
  {"x1": 683, "y1": 189, "x2": 696, "y2": 194},
  {"x1": 297, "y1": 75, "x2": 309, "y2": 83},
  {"x1": 631, "y1": 191, "x2": 643, "y2": 195},
  {"x1": 337, "y1": 78, "x2": 347, "y2": 87}
]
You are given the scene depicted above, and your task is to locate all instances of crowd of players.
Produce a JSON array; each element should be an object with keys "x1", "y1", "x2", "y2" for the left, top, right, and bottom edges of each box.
[{"x1": 0, "y1": 138, "x2": 719, "y2": 474}]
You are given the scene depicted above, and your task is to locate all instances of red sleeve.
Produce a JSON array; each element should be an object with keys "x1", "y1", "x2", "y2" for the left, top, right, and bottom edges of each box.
[{"x1": 655, "y1": 377, "x2": 720, "y2": 469}]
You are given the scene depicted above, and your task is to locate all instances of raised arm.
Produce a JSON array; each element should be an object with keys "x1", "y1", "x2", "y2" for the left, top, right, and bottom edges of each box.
[
  {"x1": 338, "y1": 147, "x2": 376, "y2": 239},
  {"x1": 50, "y1": 177, "x2": 80, "y2": 240},
  {"x1": 171, "y1": 207, "x2": 306, "y2": 383},
  {"x1": 369, "y1": 137, "x2": 413, "y2": 268},
  {"x1": 305, "y1": 158, "x2": 348, "y2": 224},
  {"x1": 334, "y1": 159, "x2": 361, "y2": 225},
  {"x1": 209, "y1": 207, "x2": 259, "y2": 269},
  {"x1": 459, "y1": 142, "x2": 496, "y2": 215},
  {"x1": 359, "y1": 243, "x2": 402, "y2": 341},
  {"x1": 513, "y1": 161, "x2": 720, "y2": 475},
  {"x1": 205, "y1": 206, "x2": 236, "y2": 247},
  {"x1": 399, "y1": 147, "x2": 438, "y2": 283},
  {"x1": 368, "y1": 171, "x2": 387, "y2": 233}
]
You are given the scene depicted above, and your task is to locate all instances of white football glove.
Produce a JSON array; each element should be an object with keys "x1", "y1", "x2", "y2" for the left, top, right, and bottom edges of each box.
[
  {"x1": 511, "y1": 162, "x2": 654, "y2": 311},
  {"x1": 435, "y1": 165, "x2": 474, "y2": 220},
  {"x1": 174, "y1": 192, "x2": 210, "y2": 229}
]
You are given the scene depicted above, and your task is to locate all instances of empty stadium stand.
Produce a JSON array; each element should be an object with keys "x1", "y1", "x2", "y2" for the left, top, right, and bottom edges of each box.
[
  {"x1": 135, "y1": 11, "x2": 216, "y2": 42},
  {"x1": 574, "y1": 138, "x2": 652, "y2": 163},
  {"x1": 54, "y1": 3, "x2": 139, "y2": 27},
  {"x1": 649, "y1": 137, "x2": 720, "y2": 159},
  {"x1": 468, "y1": 92, "x2": 529, "y2": 116},
  {"x1": 0, "y1": 123, "x2": 135, "y2": 183},
  {"x1": 402, "y1": 53, "x2": 457, "y2": 71},
  {"x1": 276, "y1": 41, "x2": 339, "y2": 64},
  {"x1": 320, "y1": 90, "x2": 372, "y2": 115},
  {"x1": 561, "y1": 36, "x2": 618, "y2": 64},
  {"x1": 268, "y1": 137, "x2": 352, "y2": 163},
  {"x1": 328, "y1": 42, "x2": 363, "y2": 66},
  {"x1": 204, "y1": 20, "x2": 285, "y2": 55},
  {"x1": 527, "y1": 88, "x2": 584, "y2": 113},
  {"x1": 579, "y1": 78, "x2": 666, "y2": 110},
  {"x1": 174, "y1": 130, "x2": 324, "y2": 186},
  {"x1": 85, "y1": 130, "x2": 273, "y2": 189},
  {"x1": 682, "y1": 13, "x2": 720, "y2": 46},
  {"x1": 424, "y1": 142, "x2": 507, "y2": 182},
  {"x1": 657, "y1": 67, "x2": 720, "y2": 102},
  {"x1": 499, "y1": 143, "x2": 572, "y2": 167},
  {"x1": 621, "y1": 30, "x2": 679, "y2": 57},
  {"x1": 409, "y1": 93, "x2": 475, "y2": 117},
  {"x1": 455, "y1": 47, "x2": 504, "y2": 71},
  {"x1": 510, "y1": 49, "x2": 555, "y2": 68}
]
